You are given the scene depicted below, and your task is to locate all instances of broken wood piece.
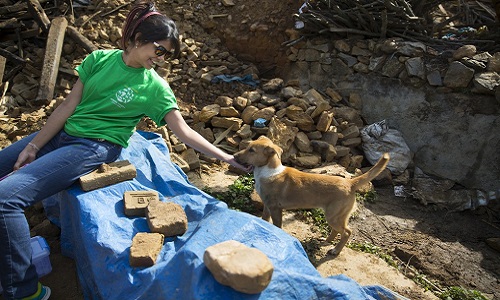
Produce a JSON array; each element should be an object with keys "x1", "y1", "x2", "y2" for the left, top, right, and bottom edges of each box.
[
  {"x1": 80, "y1": 9, "x2": 103, "y2": 28},
  {"x1": 25, "y1": 0, "x2": 50, "y2": 32},
  {"x1": 58, "y1": 66, "x2": 78, "y2": 77},
  {"x1": 213, "y1": 124, "x2": 234, "y2": 145},
  {"x1": 0, "y1": 56, "x2": 6, "y2": 85},
  {"x1": 22, "y1": 62, "x2": 42, "y2": 78},
  {"x1": 100, "y1": 2, "x2": 130, "y2": 18},
  {"x1": 0, "y1": 3, "x2": 27, "y2": 16},
  {"x1": 209, "y1": 14, "x2": 229, "y2": 19},
  {"x1": 79, "y1": 160, "x2": 137, "y2": 192},
  {"x1": 36, "y1": 16, "x2": 67, "y2": 104},
  {"x1": 0, "y1": 48, "x2": 25, "y2": 65},
  {"x1": 2, "y1": 28, "x2": 41, "y2": 41},
  {"x1": 0, "y1": 18, "x2": 21, "y2": 30},
  {"x1": 66, "y1": 26, "x2": 98, "y2": 53}
]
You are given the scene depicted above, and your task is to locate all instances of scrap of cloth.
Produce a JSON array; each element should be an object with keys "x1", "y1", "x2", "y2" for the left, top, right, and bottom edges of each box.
[
  {"x1": 211, "y1": 74, "x2": 259, "y2": 87},
  {"x1": 43, "y1": 131, "x2": 408, "y2": 300}
]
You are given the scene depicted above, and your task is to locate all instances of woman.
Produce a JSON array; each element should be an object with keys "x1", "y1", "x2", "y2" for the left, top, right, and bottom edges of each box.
[{"x1": 0, "y1": 1, "x2": 249, "y2": 299}]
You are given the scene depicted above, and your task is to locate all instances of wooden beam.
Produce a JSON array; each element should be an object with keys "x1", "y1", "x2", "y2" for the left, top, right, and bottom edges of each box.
[
  {"x1": 0, "y1": 56, "x2": 6, "y2": 85},
  {"x1": 66, "y1": 26, "x2": 98, "y2": 53},
  {"x1": 25, "y1": 0, "x2": 51, "y2": 32},
  {"x1": 36, "y1": 16, "x2": 68, "y2": 104}
]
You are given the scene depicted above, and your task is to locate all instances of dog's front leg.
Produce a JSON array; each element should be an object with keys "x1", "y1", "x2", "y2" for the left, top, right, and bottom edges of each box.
[
  {"x1": 262, "y1": 205, "x2": 271, "y2": 222},
  {"x1": 269, "y1": 208, "x2": 283, "y2": 228}
]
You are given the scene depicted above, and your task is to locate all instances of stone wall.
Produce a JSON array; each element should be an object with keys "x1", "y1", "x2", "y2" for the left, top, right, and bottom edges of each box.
[{"x1": 280, "y1": 37, "x2": 500, "y2": 208}]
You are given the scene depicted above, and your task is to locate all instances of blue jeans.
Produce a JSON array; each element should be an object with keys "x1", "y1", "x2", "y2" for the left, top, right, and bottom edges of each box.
[{"x1": 0, "y1": 130, "x2": 122, "y2": 299}]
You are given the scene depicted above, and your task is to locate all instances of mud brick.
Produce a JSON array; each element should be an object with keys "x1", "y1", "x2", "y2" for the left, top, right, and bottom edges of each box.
[
  {"x1": 316, "y1": 111, "x2": 333, "y2": 132},
  {"x1": 342, "y1": 125, "x2": 360, "y2": 139},
  {"x1": 129, "y1": 232, "x2": 164, "y2": 268},
  {"x1": 173, "y1": 143, "x2": 187, "y2": 153},
  {"x1": 170, "y1": 153, "x2": 190, "y2": 172},
  {"x1": 181, "y1": 148, "x2": 201, "y2": 170},
  {"x1": 146, "y1": 201, "x2": 188, "y2": 237},
  {"x1": 79, "y1": 160, "x2": 137, "y2": 192},
  {"x1": 334, "y1": 145, "x2": 351, "y2": 158},
  {"x1": 341, "y1": 137, "x2": 362, "y2": 147},
  {"x1": 124, "y1": 191, "x2": 159, "y2": 217}
]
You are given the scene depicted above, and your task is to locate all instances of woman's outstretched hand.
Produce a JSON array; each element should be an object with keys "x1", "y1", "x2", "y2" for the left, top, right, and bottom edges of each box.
[{"x1": 226, "y1": 156, "x2": 253, "y2": 173}]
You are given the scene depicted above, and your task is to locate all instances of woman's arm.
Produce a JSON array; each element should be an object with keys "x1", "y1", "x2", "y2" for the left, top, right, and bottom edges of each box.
[
  {"x1": 164, "y1": 109, "x2": 251, "y2": 172},
  {"x1": 14, "y1": 79, "x2": 84, "y2": 169}
]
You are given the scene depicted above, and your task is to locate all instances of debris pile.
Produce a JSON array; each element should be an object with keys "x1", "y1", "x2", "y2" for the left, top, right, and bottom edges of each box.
[{"x1": 293, "y1": 0, "x2": 500, "y2": 52}]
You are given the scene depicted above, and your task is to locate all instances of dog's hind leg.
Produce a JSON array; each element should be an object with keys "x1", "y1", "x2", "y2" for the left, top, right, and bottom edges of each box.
[
  {"x1": 325, "y1": 228, "x2": 339, "y2": 243},
  {"x1": 328, "y1": 227, "x2": 352, "y2": 256}
]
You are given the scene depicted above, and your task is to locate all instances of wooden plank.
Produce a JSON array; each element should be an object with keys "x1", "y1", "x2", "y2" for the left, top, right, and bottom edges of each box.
[
  {"x1": 36, "y1": 16, "x2": 68, "y2": 104},
  {"x1": 0, "y1": 3, "x2": 27, "y2": 16},
  {"x1": 66, "y1": 26, "x2": 98, "y2": 53},
  {"x1": 25, "y1": 0, "x2": 51, "y2": 32},
  {"x1": 0, "y1": 18, "x2": 21, "y2": 30},
  {"x1": 0, "y1": 56, "x2": 6, "y2": 85},
  {"x1": 0, "y1": 28, "x2": 41, "y2": 42}
]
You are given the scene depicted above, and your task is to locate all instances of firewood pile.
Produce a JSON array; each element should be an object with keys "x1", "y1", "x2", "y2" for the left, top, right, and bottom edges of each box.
[{"x1": 293, "y1": 0, "x2": 500, "y2": 52}]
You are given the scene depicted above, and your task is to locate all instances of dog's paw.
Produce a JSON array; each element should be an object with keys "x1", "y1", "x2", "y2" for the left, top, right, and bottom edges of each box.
[{"x1": 327, "y1": 248, "x2": 340, "y2": 257}]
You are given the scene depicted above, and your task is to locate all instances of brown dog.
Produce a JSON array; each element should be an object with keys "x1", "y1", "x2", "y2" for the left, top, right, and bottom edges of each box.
[{"x1": 234, "y1": 136, "x2": 390, "y2": 256}]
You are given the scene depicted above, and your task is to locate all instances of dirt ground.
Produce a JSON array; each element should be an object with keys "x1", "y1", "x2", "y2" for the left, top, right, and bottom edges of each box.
[
  {"x1": 187, "y1": 165, "x2": 500, "y2": 300},
  {"x1": 22, "y1": 163, "x2": 498, "y2": 300},
  {"x1": 1, "y1": 0, "x2": 499, "y2": 299}
]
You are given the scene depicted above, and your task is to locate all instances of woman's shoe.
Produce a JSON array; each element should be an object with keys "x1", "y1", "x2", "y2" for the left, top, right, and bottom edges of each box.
[{"x1": 20, "y1": 282, "x2": 51, "y2": 300}]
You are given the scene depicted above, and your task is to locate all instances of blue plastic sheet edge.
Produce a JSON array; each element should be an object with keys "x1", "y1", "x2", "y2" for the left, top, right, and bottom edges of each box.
[{"x1": 43, "y1": 131, "x2": 408, "y2": 300}]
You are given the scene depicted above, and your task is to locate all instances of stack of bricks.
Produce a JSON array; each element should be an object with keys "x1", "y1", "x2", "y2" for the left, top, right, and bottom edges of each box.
[{"x1": 125, "y1": 191, "x2": 188, "y2": 268}]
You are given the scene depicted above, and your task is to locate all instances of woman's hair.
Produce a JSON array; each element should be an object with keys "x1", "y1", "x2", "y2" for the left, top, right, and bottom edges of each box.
[{"x1": 121, "y1": 0, "x2": 180, "y2": 59}]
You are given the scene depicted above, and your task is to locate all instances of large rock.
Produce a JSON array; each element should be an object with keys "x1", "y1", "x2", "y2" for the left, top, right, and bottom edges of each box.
[
  {"x1": 203, "y1": 240, "x2": 273, "y2": 294},
  {"x1": 340, "y1": 74, "x2": 499, "y2": 193}
]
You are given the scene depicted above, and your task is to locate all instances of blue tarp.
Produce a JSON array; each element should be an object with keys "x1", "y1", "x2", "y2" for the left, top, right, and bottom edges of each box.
[{"x1": 43, "y1": 131, "x2": 406, "y2": 300}]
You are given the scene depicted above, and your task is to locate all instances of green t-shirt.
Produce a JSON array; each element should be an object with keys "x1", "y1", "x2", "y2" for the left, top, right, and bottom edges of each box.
[{"x1": 64, "y1": 49, "x2": 179, "y2": 147}]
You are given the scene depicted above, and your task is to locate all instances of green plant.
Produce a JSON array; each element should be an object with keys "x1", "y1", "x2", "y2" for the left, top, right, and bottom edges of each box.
[
  {"x1": 355, "y1": 190, "x2": 378, "y2": 203},
  {"x1": 203, "y1": 174, "x2": 257, "y2": 213},
  {"x1": 412, "y1": 272, "x2": 437, "y2": 292},
  {"x1": 347, "y1": 241, "x2": 397, "y2": 268},
  {"x1": 300, "y1": 237, "x2": 323, "y2": 266},
  {"x1": 439, "y1": 286, "x2": 488, "y2": 300},
  {"x1": 300, "y1": 209, "x2": 330, "y2": 237}
]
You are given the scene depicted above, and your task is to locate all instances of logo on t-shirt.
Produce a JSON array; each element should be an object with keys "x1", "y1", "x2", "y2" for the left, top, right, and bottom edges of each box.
[{"x1": 111, "y1": 87, "x2": 135, "y2": 108}]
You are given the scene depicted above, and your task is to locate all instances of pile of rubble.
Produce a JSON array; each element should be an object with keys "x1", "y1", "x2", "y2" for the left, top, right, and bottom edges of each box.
[
  {"x1": 167, "y1": 77, "x2": 370, "y2": 175},
  {"x1": 1, "y1": 0, "x2": 377, "y2": 180}
]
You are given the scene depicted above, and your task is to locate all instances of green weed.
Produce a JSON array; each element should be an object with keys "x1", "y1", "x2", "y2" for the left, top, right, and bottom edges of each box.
[
  {"x1": 203, "y1": 174, "x2": 257, "y2": 214},
  {"x1": 439, "y1": 286, "x2": 488, "y2": 300},
  {"x1": 300, "y1": 209, "x2": 330, "y2": 238},
  {"x1": 355, "y1": 190, "x2": 378, "y2": 203},
  {"x1": 347, "y1": 241, "x2": 398, "y2": 268}
]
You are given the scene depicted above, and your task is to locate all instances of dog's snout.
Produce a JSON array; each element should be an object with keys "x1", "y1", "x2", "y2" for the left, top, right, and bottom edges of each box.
[{"x1": 233, "y1": 151, "x2": 243, "y2": 163}]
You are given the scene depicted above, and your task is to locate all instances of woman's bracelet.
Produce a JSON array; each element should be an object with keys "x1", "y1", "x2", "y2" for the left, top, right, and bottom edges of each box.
[{"x1": 28, "y1": 142, "x2": 40, "y2": 151}]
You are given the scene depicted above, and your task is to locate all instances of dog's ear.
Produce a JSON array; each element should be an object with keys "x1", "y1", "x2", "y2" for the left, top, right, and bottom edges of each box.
[
  {"x1": 264, "y1": 145, "x2": 283, "y2": 158},
  {"x1": 257, "y1": 135, "x2": 269, "y2": 141},
  {"x1": 274, "y1": 145, "x2": 283, "y2": 159},
  {"x1": 264, "y1": 145, "x2": 276, "y2": 156}
]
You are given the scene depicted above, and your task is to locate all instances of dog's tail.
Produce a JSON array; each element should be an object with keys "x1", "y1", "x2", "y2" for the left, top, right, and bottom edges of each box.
[{"x1": 350, "y1": 153, "x2": 390, "y2": 191}]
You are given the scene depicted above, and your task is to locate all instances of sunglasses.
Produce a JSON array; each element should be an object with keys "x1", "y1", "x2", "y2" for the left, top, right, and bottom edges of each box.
[{"x1": 153, "y1": 41, "x2": 174, "y2": 61}]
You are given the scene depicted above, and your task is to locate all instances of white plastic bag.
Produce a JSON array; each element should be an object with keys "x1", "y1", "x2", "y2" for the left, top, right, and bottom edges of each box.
[{"x1": 360, "y1": 120, "x2": 411, "y2": 175}]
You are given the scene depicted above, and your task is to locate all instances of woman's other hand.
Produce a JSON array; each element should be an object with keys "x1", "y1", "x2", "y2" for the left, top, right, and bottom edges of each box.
[{"x1": 13, "y1": 144, "x2": 38, "y2": 170}]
